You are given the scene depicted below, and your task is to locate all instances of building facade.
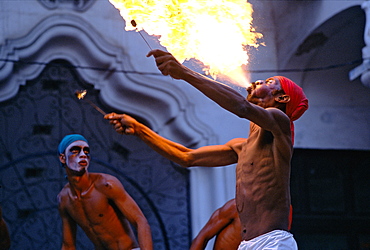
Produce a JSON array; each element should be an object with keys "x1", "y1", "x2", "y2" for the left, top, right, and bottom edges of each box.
[{"x1": 0, "y1": 0, "x2": 369, "y2": 249}]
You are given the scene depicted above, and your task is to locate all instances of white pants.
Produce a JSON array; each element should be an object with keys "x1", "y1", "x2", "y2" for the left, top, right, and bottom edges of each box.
[{"x1": 238, "y1": 230, "x2": 298, "y2": 250}]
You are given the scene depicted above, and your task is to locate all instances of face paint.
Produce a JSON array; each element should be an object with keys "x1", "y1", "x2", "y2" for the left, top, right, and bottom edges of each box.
[{"x1": 63, "y1": 140, "x2": 90, "y2": 176}]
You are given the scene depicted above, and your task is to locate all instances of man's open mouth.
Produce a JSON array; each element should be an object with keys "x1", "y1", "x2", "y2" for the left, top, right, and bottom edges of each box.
[{"x1": 79, "y1": 160, "x2": 88, "y2": 166}]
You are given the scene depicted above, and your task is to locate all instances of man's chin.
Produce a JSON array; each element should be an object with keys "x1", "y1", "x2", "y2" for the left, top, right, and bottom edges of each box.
[{"x1": 68, "y1": 167, "x2": 86, "y2": 176}]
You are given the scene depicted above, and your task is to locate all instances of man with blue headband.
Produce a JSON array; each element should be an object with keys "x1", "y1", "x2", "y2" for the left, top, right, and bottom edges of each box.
[{"x1": 57, "y1": 134, "x2": 153, "y2": 250}]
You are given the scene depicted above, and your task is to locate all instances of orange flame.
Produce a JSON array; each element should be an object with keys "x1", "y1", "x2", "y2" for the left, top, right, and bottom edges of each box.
[
  {"x1": 109, "y1": 0, "x2": 263, "y2": 87},
  {"x1": 75, "y1": 89, "x2": 87, "y2": 100}
]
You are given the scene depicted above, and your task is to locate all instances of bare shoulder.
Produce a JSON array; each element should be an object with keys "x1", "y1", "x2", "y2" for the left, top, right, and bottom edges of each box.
[
  {"x1": 266, "y1": 107, "x2": 290, "y2": 122},
  {"x1": 57, "y1": 183, "x2": 70, "y2": 199},
  {"x1": 225, "y1": 138, "x2": 246, "y2": 153},
  {"x1": 91, "y1": 173, "x2": 125, "y2": 192},
  {"x1": 57, "y1": 183, "x2": 71, "y2": 209},
  {"x1": 221, "y1": 199, "x2": 237, "y2": 215},
  {"x1": 225, "y1": 138, "x2": 247, "y2": 146},
  {"x1": 265, "y1": 107, "x2": 291, "y2": 133}
]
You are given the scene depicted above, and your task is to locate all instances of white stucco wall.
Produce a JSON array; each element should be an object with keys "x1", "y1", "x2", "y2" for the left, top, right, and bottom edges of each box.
[
  {"x1": 0, "y1": 0, "x2": 245, "y2": 245},
  {"x1": 249, "y1": 0, "x2": 370, "y2": 151},
  {"x1": 1, "y1": 1, "x2": 369, "y2": 249}
]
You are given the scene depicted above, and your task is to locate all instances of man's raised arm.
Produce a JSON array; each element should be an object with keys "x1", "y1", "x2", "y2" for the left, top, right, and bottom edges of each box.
[
  {"x1": 146, "y1": 50, "x2": 251, "y2": 117},
  {"x1": 146, "y1": 50, "x2": 287, "y2": 132}
]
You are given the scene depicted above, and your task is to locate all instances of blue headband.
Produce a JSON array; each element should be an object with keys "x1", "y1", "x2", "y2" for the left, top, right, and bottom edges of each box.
[{"x1": 58, "y1": 134, "x2": 89, "y2": 155}]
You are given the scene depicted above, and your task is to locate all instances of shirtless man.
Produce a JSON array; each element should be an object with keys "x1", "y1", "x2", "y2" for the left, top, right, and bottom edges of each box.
[
  {"x1": 190, "y1": 199, "x2": 241, "y2": 250},
  {"x1": 57, "y1": 134, "x2": 152, "y2": 250},
  {"x1": 190, "y1": 200, "x2": 293, "y2": 250},
  {"x1": 105, "y1": 49, "x2": 308, "y2": 249}
]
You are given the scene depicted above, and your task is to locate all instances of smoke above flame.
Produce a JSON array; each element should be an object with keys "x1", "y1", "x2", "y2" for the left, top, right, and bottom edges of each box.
[{"x1": 109, "y1": 0, "x2": 263, "y2": 86}]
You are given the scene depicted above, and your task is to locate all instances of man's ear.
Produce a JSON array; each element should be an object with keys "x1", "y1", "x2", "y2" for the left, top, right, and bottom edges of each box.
[
  {"x1": 275, "y1": 94, "x2": 290, "y2": 103},
  {"x1": 59, "y1": 154, "x2": 66, "y2": 164}
]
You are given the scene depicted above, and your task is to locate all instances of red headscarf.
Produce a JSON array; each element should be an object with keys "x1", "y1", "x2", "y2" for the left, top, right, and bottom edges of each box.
[{"x1": 274, "y1": 76, "x2": 308, "y2": 144}]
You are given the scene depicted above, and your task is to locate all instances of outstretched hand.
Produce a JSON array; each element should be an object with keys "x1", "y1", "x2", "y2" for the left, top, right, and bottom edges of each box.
[
  {"x1": 104, "y1": 113, "x2": 137, "y2": 135},
  {"x1": 146, "y1": 49, "x2": 185, "y2": 80}
]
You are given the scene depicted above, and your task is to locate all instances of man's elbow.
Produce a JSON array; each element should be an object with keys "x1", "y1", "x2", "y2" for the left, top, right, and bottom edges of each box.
[{"x1": 177, "y1": 155, "x2": 196, "y2": 168}]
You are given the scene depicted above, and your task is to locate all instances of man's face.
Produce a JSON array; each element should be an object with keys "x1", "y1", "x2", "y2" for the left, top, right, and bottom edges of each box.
[
  {"x1": 246, "y1": 77, "x2": 283, "y2": 108},
  {"x1": 61, "y1": 140, "x2": 90, "y2": 175}
]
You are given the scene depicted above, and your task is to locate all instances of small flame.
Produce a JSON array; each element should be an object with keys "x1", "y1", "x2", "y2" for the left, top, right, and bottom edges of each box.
[
  {"x1": 109, "y1": 0, "x2": 263, "y2": 87},
  {"x1": 74, "y1": 90, "x2": 107, "y2": 115},
  {"x1": 75, "y1": 90, "x2": 87, "y2": 100}
]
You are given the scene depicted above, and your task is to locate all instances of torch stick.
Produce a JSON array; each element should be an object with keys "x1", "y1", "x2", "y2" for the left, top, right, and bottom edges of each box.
[
  {"x1": 131, "y1": 20, "x2": 153, "y2": 50},
  {"x1": 75, "y1": 90, "x2": 107, "y2": 116}
]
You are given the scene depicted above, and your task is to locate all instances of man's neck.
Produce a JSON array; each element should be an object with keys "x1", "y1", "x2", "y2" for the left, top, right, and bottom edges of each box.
[{"x1": 67, "y1": 171, "x2": 91, "y2": 197}]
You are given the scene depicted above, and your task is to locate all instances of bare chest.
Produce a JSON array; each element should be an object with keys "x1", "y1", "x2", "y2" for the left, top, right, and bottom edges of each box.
[
  {"x1": 67, "y1": 189, "x2": 113, "y2": 225},
  {"x1": 236, "y1": 130, "x2": 275, "y2": 176}
]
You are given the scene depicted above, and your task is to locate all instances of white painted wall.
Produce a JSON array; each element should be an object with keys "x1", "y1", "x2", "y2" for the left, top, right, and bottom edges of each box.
[{"x1": 1, "y1": 1, "x2": 369, "y2": 249}]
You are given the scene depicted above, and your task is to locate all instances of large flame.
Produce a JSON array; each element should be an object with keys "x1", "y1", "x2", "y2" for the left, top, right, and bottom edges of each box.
[{"x1": 109, "y1": 0, "x2": 263, "y2": 86}]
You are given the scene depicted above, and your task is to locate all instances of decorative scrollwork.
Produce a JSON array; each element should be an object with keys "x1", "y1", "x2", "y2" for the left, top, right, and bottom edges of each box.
[
  {"x1": 38, "y1": 0, "x2": 96, "y2": 12},
  {"x1": 0, "y1": 61, "x2": 191, "y2": 250}
]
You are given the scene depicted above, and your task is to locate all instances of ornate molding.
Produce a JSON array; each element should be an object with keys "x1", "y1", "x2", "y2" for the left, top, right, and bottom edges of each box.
[
  {"x1": 0, "y1": 13, "x2": 217, "y2": 146},
  {"x1": 349, "y1": 1, "x2": 370, "y2": 88},
  {"x1": 38, "y1": 0, "x2": 95, "y2": 12}
]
